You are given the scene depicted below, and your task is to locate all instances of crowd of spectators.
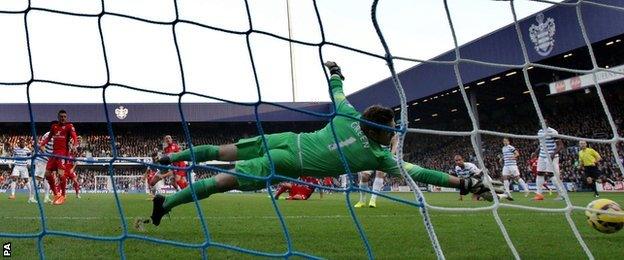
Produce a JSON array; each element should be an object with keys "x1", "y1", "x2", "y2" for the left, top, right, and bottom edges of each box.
[{"x1": 1, "y1": 89, "x2": 623, "y2": 191}]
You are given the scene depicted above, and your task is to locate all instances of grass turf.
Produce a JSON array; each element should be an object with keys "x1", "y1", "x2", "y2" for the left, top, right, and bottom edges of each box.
[{"x1": 1, "y1": 192, "x2": 623, "y2": 259}]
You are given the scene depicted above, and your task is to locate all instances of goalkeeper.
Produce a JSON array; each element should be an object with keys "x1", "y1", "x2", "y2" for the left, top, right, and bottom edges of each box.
[{"x1": 149, "y1": 61, "x2": 503, "y2": 226}]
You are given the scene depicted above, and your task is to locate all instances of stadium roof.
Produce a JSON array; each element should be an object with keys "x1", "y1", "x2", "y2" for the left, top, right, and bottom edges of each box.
[{"x1": 347, "y1": 0, "x2": 624, "y2": 111}]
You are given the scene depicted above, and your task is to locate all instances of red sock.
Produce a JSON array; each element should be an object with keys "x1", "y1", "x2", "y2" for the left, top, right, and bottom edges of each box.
[
  {"x1": 60, "y1": 175, "x2": 67, "y2": 196},
  {"x1": 46, "y1": 174, "x2": 58, "y2": 196},
  {"x1": 274, "y1": 186, "x2": 287, "y2": 199},
  {"x1": 73, "y1": 180, "x2": 80, "y2": 195}
]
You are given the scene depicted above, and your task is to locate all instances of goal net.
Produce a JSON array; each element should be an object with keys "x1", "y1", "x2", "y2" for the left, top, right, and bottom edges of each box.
[{"x1": 1, "y1": 0, "x2": 624, "y2": 259}]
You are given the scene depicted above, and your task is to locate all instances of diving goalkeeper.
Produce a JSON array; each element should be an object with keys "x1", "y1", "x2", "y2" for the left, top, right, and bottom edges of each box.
[{"x1": 149, "y1": 61, "x2": 503, "y2": 226}]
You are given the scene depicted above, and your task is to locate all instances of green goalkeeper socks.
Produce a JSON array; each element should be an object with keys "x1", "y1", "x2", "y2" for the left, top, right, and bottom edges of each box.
[
  {"x1": 170, "y1": 144, "x2": 220, "y2": 162},
  {"x1": 163, "y1": 178, "x2": 218, "y2": 211}
]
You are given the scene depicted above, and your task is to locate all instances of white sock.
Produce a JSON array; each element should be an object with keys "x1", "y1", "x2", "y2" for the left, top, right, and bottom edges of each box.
[
  {"x1": 358, "y1": 181, "x2": 367, "y2": 203},
  {"x1": 25, "y1": 179, "x2": 33, "y2": 199},
  {"x1": 340, "y1": 174, "x2": 348, "y2": 189},
  {"x1": 536, "y1": 175, "x2": 545, "y2": 195},
  {"x1": 503, "y1": 179, "x2": 511, "y2": 195},
  {"x1": 550, "y1": 176, "x2": 561, "y2": 194},
  {"x1": 43, "y1": 180, "x2": 50, "y2": 197},
  {"x1": 369, "y1": 177, "x2": 384, "y2": 203},
  {"x1": 518, "y1": 178, "x2": 529, "y2": 192},
  {"x1": 10, "y1": 180, "x2": 17, "y2": 196}
]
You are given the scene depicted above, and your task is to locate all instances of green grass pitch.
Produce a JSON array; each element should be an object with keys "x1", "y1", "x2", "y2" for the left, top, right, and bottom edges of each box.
[{"x1": 1, "y1": 192, "x2": 623, "y2": 259}]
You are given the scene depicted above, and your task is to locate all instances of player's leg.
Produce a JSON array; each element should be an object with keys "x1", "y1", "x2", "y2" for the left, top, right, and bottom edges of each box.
[
  {"x1": 502, "y1": 166, "x2": 512, "y2": 197},
  {"x1": 66, "y1": 170, "x2": 80, "y2": 198},
  {"x1": 274, "y1": 182, "x2": 292, "y2": 199},
  {"x1": 152, "y1": 148, "x2": 297, "y2": 226},
  {"x1": 59, "y1": 173, "x2": 68, "y2": 198},
  {"x1": 167, "y1": 133, "x2": 293, "y2": 164},
  {"x1": 25, "y1": 177, "x2": 36, "y2": 203},
  {"x1": 355, "y1": 172, "x2": 370, "y2": 208},
  {"x1": 53, "y1": 162, "x2": 68, "y2": 205},
  {"x1": 534, "y1": 157, "x2": 548, "y2": 200},
  {"x1": 8, "y1": 168, "x2": 19, "y2": 199},
  {"x1": 174, "y1": 171, "x2": 188, "y2": 190},
  {"x1": 512, "y1": 166, "x2": 530, "y2": 197},
  {"x1": 549, "y1": 157, "x2": 564, "y2": 201},
  {"x1": 534, "y1": 172, "x2": 546, "y2": 200},
  {"x1": 368, "y1": 171, "x2": 386, "y2": 207},
  {"x1": 72, "y1": 175, "x2": 81, "y2": 198},
  {"x1": 45, "y1": 159, "x2": 61, "y2": 201},
  {"x1": 340, "y1": 174, "x2": 348, "y2": 189},
  {"x1": 35, "y1": 161, "x2": 51, "y2": 203},
  {"x1": 585, "y1": 167, "x2": 598, "y2": 197}
]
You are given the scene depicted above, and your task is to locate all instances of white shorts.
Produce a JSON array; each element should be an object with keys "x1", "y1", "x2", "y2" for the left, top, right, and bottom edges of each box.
[
  {"x1": 35, "y1": 161, "x2": 47, "y2": 178},
  {"x1": 537, "y1": 156, "x2": 559, "y2": 173},
  {"x1": 150, "y1": 180, "x2": 164, "y2": 193},
  {"x1": 502, "y1": 165, "x2": 520, "y2": 177},
  {"x1": 359, "y1": 171, "x2": 373, "y2": 176},
  {"x1": 11, "y1": 165, "x2": 29, "y2": 178}
]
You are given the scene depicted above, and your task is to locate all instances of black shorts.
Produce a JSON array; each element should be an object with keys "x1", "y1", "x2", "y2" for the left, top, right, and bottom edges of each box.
[{"x1": 584, "y1": 166, "x2": 601, "y2": 179}]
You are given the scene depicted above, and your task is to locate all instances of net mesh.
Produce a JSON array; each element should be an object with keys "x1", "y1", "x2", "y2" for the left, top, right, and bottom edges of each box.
[{"x1": 1, "y1": 0, "x2": 624, "y2": 259}]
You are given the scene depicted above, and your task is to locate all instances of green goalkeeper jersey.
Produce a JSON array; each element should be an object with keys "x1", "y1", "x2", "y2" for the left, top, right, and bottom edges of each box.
[{"x1": 298, "y1": 76, "x2": 448, "y2": 186}]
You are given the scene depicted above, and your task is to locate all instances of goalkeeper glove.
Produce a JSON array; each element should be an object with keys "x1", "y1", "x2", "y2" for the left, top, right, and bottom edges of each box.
[
  {"x1": 157, "y1": 155, "x2": 171, "y2": 166},
  {"x1": 459, "y1": 176, "x2": 504, "y2": 202},
  {"x1": 324, "y1": 61, "x2": 345, "y2": 80}
]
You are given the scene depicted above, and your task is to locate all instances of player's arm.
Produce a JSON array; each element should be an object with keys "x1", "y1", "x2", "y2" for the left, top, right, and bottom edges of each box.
[
  {"x1": 324, "y1": 61, "x2": 359, "y2": 117},
  {"x1": 513, "y1": 148, "x2": 520, "y2": 159},
  {"x1": 40, "y1": 130, "x2": 52, "y2": 151},
  {"x1": 381, "y1": 154, "x2": 502, "y2": 201},
  {"x1": 553, "y1": 138, "x2": 563, "y2": 159},
  {"x1": 70, "y1": 161, "x2": 77, "y2": 172},
  {"x1": 390, "y1": 134, "x2": 399, "y2": 155},
  {"x1": 69, "y1": 124, "x2": 79, "y2": 151},
  {"x1": 591, "y1": 148, "x2": 601, "y2": 163}
]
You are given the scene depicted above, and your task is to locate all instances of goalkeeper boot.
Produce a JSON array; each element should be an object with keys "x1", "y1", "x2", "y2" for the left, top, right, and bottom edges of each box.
[
  {"x1": 150, "y1": 195, "x2": 170, "y2": 226},
  {"x1": 354, "y1": 201, "x2": 366, "y2": 208},
  {"x1": 8, "y1": 195, "x2": 16, "y2": 200},
  {"x1": 368, "y1": 200, "x2": 377, "y2": 208}
]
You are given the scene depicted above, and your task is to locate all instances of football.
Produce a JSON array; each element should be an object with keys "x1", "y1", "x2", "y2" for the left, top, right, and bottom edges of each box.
[{"x1": 585, "y1": 199, "x2": 624, "y2": 234}]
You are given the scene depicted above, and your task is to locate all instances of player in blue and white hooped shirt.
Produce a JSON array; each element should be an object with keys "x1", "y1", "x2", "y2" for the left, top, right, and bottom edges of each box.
[
  {"x1": 500, "y1": 138, "x2": 530, "y2": 200},
  {"x1": 535, "y1": 124, "x2": 564, "y2": 201},
  {"x1": 8, "y1": 138, "x2": 35, "y2": 203},
  {"x1": 34, "y1": 132, "x2": 53, "y2": 203},
  {"x1": 454, "y1": 155, "x2": 483, "y2": 201}
]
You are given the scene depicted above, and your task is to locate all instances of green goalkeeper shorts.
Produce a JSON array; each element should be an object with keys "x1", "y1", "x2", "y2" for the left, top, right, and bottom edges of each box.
[{"x1": 234, "y1": 132, "x2": 302, "y2": 190}]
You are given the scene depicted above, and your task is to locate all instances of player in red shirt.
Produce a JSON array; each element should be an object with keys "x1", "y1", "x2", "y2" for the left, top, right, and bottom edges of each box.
[
  {"x1": 528, "y1": 152, "x2": 552, "y2": 195},
  {"x1": 150, "y1": 136, "x2": 189, "y2": 191},
  {"x1": 274, "y1": 176, "x2": 321, "y2": 200},
  {"x1": 60, "y1": 136, "x2": 82, "y2": 199},
  {"x1": 145, "y1": 153, "x2": 163, "y2": 199},
  {"x1": 39, "y1": 110, "x2": 78, "y2": 205}
]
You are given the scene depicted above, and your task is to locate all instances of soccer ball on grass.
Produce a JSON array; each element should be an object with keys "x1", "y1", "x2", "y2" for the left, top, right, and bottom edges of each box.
[{"x1": 585, "y1": 199, "x2": 624, "y2": 234}]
